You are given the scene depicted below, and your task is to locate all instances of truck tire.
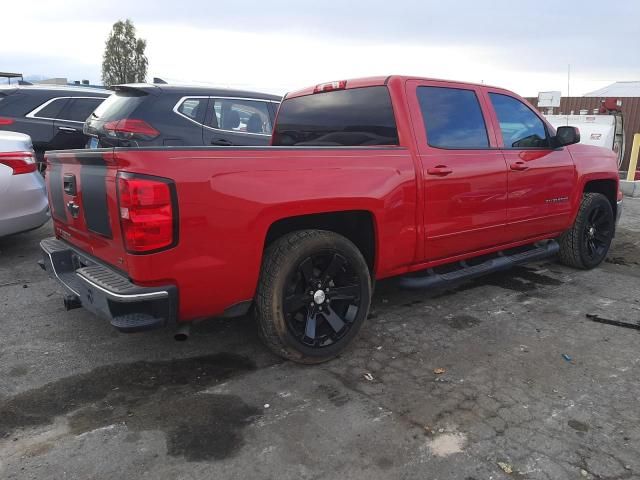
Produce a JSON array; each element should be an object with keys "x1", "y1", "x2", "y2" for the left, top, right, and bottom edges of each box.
[
  {"x1": 558, "y1": 193, "x2": 614, "y2": 269},
  {"x1": 255, "y1": 230, "x2": 372, "y2": 364}
]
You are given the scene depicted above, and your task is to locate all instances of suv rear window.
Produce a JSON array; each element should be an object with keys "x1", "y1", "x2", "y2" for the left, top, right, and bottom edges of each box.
[
  {"x1": 90, "y1": 92, "x2": 144, "y2": 121},
  {"x1": 272, "y1": 86, "x2": 398, "y2": 146}
]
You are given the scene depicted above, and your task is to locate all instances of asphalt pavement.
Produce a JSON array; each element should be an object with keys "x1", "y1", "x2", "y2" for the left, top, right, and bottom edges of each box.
[{"x1": 1, "y1": 199, "x2": 639, "y2": 480}]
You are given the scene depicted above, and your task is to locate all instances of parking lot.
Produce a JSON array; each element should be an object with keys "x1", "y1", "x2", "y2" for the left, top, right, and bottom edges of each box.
[{"x1": 0, "y1": 198, "x2": 638, "y2": 480}]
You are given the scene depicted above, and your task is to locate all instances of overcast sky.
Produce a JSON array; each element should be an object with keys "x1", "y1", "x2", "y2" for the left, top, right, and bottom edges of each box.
[{"x1": 3, "y1": 0, "x2": 639, "y2": 96}]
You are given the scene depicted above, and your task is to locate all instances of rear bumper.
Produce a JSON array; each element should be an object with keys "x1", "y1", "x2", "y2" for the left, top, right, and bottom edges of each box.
[
  {"x1": 0, "y1": 205, "x2": 49, "y2": 237},
  {"x1": 40, "y1": 237, "x2": 177, "y2": 332},
  {"x1": 0, "y1": 171, "x2": 50, "y2": 237}
]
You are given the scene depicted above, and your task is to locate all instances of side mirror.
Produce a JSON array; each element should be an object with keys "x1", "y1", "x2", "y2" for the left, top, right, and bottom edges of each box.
[{"x1": 554, "y1": 126, "x2": 580, "y2": 147}]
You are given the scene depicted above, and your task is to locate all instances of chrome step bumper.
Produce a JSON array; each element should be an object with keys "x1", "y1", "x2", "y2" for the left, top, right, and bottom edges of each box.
[{"x1": 40, "y1": 237, "x2": 177, "y2": 332}]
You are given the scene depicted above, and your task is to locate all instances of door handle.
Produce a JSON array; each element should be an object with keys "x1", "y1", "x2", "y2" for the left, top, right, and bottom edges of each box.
[
  {"x1": 63, "y1": 173, "x2": 77, "y2": 195},
  {"x1": 510, "y1": 161, "x2": 528, "y2": 171},
  {"x1": 211, "y1": 138, "x2": 233, "y2": 146},
  {"x1": 58, "y1": 126, "x2": 78, "y2": 133},
  {"x1": 427, "y1": 165, "x2": 453, "y2": 176}
]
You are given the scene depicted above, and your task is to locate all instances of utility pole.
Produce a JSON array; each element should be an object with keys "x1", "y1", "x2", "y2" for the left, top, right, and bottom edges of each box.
[{"x1": 567, "y1": 64, "x2": 571, "y2": 98}]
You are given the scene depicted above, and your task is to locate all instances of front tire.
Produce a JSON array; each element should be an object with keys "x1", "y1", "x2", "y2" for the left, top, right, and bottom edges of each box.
[
  {"x1": 558, "y1": 193, "x2": 614, "y2": 269},
  {"x1": 255, "y1": 230, "x2": 372, "y2": 364}
]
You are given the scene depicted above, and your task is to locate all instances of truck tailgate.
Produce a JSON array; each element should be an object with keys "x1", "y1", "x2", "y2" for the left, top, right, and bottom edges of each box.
[{"x1": 46, "y1": 149, "x2": 128, "y2": 271}]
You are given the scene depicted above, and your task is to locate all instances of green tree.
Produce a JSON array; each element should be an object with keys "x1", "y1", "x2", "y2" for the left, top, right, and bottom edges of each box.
[{"x1": 101, "y1": 19, "x2": 148, "y2": 87}]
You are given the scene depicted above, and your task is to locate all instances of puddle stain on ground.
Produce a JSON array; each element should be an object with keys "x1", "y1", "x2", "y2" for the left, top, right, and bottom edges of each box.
[
  {"x1": 8, "y1": 365, "x2": 29, "y2": 378},
  {"x1": 0, "y1": 353, "x2": 260, "y2": 461},
  {"x1": 424, "y1": 266, "x2": 563, "y2": 302},
  {"x1": 445, "y1": 314, "x2": 482, "y2": 330},
  {"x1": 481, "y1": 266, "x2": 563, "y2": 293},
  {"x1": 568, "y1": 419, "x2": 590, "y2": 433},
  {"x1": 317, "y1": 384, "x2": 351, "y2": 407}
]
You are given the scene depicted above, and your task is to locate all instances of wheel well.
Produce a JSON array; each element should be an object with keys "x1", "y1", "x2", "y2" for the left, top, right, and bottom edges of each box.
[
  {"x1": 584, "y1": 179, "x2": 617, "y2": 216},
  {"x1": 264, "y1": 211, "x2": 376, "y2": 272}
]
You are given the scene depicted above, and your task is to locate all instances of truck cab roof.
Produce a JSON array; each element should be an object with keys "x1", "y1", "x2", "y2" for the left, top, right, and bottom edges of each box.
[{"x1": 285, "y1": 75, "x2": 508, "y2": 99}]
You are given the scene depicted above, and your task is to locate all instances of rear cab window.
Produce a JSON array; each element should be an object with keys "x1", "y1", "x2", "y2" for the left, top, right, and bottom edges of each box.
[{"x1": 272, "y1": 86, "x2": 398, "y2": 146}]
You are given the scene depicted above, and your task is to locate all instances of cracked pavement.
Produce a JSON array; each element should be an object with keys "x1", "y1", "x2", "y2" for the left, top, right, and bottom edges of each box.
[{"x1": 1, "y1": 198, "x2": 639, "y2": 479}]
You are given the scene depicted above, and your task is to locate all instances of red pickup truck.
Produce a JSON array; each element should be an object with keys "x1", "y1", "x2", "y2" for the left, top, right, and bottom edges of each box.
[{"x1": 41, "y1": 76, "x2": 622, "y2": 363}]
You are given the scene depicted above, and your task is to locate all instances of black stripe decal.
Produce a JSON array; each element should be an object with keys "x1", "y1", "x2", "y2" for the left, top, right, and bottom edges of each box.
[
  {"x1": 48, "y1": 164, "x2": 66, "y2": 221},
  {"x1": 80, "y1": 158, "x2": 112, "y2": 237}
]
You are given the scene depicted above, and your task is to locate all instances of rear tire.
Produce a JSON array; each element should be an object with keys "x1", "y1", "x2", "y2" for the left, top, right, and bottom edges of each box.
[
  {"x1": 255, "y1": 230, "x2": 372, "y2": 364},
  {"x1": 558, "y1": 193, "x2": 614, "y2": 269}
]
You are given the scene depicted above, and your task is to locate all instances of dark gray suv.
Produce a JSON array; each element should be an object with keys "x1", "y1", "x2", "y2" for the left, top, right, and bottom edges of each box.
[
  {"x1": 83, "y1": 84, "x2": 282, "y2": 148},
  {"x1": 0, "y1": 85, "x2": 110, "y2": 167}
]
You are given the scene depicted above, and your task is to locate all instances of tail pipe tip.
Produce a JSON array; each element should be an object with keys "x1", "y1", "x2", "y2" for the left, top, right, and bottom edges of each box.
[{"x1": 174, "y1": 324, "x2": 191, "y2": 342}]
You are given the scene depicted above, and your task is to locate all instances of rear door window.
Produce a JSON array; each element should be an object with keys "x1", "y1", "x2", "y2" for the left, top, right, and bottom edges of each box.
[
  {"x1": 31, "y1": 98, "x2": 69, "y2": 120},
  {"x1": 488, "y1": 93, "x2": 549, "y2": 148},
  {"x1": 417, "y1": 86, "x2": 489, "y2": 149},
  {"x1": 272, "y1": 86, "x2": 398, "y2": 146},
  {"x1": 210, "y1": 98, "x2": 272, "y2": 135},
  {"x1": 175, "y1": 97, "x2": 207, "y2": 124},
  {"x1": 59, "y1": 97, "x2": 105, "y2": 122}
]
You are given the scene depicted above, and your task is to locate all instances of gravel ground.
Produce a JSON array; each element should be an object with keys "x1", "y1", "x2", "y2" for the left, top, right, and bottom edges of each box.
[{"x1": 1, "y1": 198, "x2": 639, "y2": 480}]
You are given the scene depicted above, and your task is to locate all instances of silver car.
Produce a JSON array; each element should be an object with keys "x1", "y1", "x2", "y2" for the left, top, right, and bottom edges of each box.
[{"x1": 0, "y1": 131, "x2": 49, "y2": 236}]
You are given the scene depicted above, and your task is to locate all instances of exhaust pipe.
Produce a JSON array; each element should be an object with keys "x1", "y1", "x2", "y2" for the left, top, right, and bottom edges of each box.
[
  {"x1": 174, "y1": 324, "x2": 191, "y2": 342},
  {"x1": 63, "y1": 294, "x2": 82, "y2": 310}
]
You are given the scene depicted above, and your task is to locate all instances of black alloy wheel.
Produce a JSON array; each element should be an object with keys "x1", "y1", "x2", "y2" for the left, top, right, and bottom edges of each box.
[
  {"x1": 255, "y1": 230, "x2": 372, "y2": 364},
  {"x1": 583, "y1": 204, "x2": 613, "y2": 263},
  {"x1": 283, "y1": 252, "x2": 362, "y2": 348},
  {"x1": 558, "y1": 192, "x2": 615, "y2": 269}
]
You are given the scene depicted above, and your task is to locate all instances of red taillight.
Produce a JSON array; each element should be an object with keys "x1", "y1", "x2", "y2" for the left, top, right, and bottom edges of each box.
[
  {"x1": 104, "y1": 119, "x2": 159, "y2": 140},
  {"x1": 0, "y1": 151, "x2": 37, "y2": 175},
  {"x1": 313, "y1": 80, "x2": 347, "y2": 93},
  {"x1": 0, "y1": 117, "x2": 14, "y2": 126},
  {"x1": 117, "y1": 174, "x2": 176, "y2": 253}
]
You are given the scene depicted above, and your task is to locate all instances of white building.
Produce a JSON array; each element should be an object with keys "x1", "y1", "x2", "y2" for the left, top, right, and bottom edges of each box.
[{"x1": 584, "y1": 81, "x2": 640, "y2": 97}]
